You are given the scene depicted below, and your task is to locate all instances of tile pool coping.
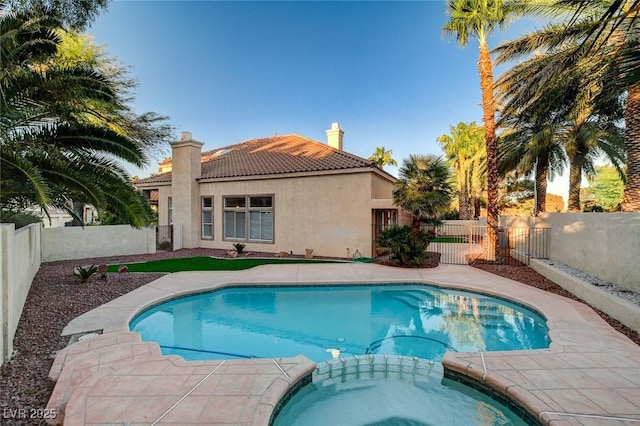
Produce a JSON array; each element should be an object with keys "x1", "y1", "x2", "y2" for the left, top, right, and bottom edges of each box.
[{"x1": 46, "y1": 263, "x2": 640, "y2": 425}]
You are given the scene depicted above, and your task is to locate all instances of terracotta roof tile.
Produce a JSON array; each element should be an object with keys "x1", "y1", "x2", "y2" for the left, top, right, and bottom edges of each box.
[
  {"x1": 136, "y1": 134, "x2": 377, "y2": 184},
  {"x1": 135, "y1": 171, "x2": 172, "y2": 185}
]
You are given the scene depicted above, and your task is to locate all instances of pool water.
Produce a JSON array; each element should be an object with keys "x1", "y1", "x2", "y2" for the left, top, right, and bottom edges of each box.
[
  {"x1": 130, "y1": 284, "x2": 549, "y2": 362},
  {"x1": 273, "y1": 356, "x2": 528, "y2": 426}
]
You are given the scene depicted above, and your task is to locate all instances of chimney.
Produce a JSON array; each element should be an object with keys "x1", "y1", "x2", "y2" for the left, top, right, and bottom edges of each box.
[
  {"x1": 169, "y1": 131, "x2": 203, "y2": 249},
  {"x1": 326, "y1": 122, "x2": 344, "y2": 150}
]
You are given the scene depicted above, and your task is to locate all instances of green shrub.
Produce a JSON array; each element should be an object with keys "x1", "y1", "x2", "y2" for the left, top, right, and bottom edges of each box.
[
  {"x1": 73, "y1": 264, "x2": 98, "y2": 282},
  {"x1": 233, "y1": 242, "x2": 246, "y2": 254},
  {"x1": 376, "y1": 225, "x2": 432, "y2": 267},
  {"x1": 0, "y1": 212, "x2": 43, "y2": 229},
  {"x1": 158, "y1": 240, "x2": 171, "y2": 250},
  {"x1": 583, "y1": 203, "x2": 605, "y2": 213}
]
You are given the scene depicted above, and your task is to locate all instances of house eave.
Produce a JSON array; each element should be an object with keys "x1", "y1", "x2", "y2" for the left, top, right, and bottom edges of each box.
[
  {"x1": 134, "y1": 181, "x2": 172, "y2": 189},
  {"x1": 196, "y1": 167, "x2": 395, "y2": 183}
]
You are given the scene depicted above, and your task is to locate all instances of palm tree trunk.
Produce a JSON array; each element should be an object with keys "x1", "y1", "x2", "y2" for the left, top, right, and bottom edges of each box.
[
  {"x1": 458, "y1": 193, "x2": 467, "y2": 219},
  {"x1": 479, "y1": 40, "x2": 499, "y2": 260},
  {"x1": 622, "y1": 82, "x2": 640, "y2": 211},
  {"x1": 71, "y1": 201, "x2": 84, "y2": 226},
  {"x1": 412, "y1": 216, "x2": 422, "y2": 237},
  {"x1": 568, "y1": 154, "x2": 583, "y2": 212},
  {"x1": 459, "y1": 181, "x2": 470, "y2": 220},
  {"x1": 535, "y1": 156, "x2": 549, "y2": 216}
]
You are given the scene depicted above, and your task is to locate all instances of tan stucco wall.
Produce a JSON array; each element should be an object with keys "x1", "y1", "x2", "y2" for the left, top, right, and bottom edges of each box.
[
  {"x1": 41, "y1": 225, "x2": 156, "y2": 262},
  {"x1": 1, "y1": 223, "x2": 41, "y2": 364},
  {"x1": 502, "y1": 213, "x2": 640, "y2": 292},
  {"x1": 370, "y1": 172, "x2": 394, "y2": 200},
  {"x1": 192, "y1": 172, "x2": 378, "y2": 258}
]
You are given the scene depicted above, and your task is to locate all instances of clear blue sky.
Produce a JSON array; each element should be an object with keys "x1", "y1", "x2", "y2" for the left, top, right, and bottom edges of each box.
[{"x1": 89, "y1": 1, "x2": 566, "y2": 196}]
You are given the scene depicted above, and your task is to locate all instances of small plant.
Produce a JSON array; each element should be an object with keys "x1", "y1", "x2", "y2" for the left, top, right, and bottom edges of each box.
[
  {"x1": 233, "y1": 242, "x2": 246, "y2": 254},
  {"x1": 158, "y1": 240, "x2": 171, "y2": 250},
  {"x1": 73, "y1": 264, "x2": 98, "y2": 282},
  {"x1": 376, "y1": 225, "x2": 433, "y2": 267}
]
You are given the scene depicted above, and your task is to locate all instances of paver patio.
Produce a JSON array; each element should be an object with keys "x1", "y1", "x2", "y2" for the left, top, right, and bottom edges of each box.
[{"x1": 46, "y1": 263, "x2": 640, "y2": 425}]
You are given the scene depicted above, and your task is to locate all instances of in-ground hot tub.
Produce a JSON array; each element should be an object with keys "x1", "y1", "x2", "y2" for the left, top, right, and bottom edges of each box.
[{"x1": 273, "y1": 355, "x2": 532, "y2": 425}]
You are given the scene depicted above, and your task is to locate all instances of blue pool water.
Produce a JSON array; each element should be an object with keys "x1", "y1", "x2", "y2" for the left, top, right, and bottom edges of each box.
[
  {"x1": 273, "y1": 356, "x2": 529, "y2": 425},
  {"x1": 130, "y1": 284, "x2": 549, "y2": 362}
]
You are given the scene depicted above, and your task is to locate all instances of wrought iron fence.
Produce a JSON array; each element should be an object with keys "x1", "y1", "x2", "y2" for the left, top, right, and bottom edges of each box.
[
  {"x1": 372, "y1": 223, "x2": 550, "y2": 266},
  {"x1": 156, "y1": 225, "x2": 173, "y2": 251},
  {"x1": 506, "y1": 227, "x2": 550, "y2": 262}
]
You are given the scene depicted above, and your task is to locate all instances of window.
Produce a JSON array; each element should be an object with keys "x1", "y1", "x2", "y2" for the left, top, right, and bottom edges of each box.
[
  {"x1": 167, "y1": 196, "x2": 173, "y2": 225},
  {"x1": 201, "y1": 196, "x2": 213, "y2": 239},
  {"x1": 223, "y1": 195, "x2": 273, "y2": 242}
]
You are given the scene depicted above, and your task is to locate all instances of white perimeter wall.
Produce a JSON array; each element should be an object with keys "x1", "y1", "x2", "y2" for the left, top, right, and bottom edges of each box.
[
  {"x1": 42, "y1": 225, "x2": 156, "y2": 262},
  {"x1": 1, "y1": 223, "x2": 42, "y2": 364},
  {"x1": 502, "y1": 213, "x2": 640, "y2": 293}
]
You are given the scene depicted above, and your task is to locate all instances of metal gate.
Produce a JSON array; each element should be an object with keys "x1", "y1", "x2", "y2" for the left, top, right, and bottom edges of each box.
[
  {"x1": 156, "y1": 225, "x2": 173, "y2": 251},
  {"x1": 428, "y1": 224, "x2": 550, "y2": 265}
]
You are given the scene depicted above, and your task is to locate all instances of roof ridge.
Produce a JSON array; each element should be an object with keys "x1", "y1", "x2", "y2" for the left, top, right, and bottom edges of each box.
[{"x1": 201, "y1": 134, "x2": 302, "y2": 157}]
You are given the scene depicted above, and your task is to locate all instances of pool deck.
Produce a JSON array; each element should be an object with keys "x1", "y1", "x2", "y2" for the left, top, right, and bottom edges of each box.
[{"x1": 46, "y1": 263, "x2": 640, "y2": 425}]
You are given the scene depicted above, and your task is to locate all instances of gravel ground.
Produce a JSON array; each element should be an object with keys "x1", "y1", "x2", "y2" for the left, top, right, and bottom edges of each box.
[
  {"x1": 542, "y1": 259, "x2": 640, "y2": 307},
  {"x1": 1, "y1": 249, "x2": 638, "y2": 425}
]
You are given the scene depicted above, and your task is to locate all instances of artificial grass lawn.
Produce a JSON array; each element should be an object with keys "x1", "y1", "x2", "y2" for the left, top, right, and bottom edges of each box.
[
  {"x1": 431, "y1": 236, "x2": 467, "y2": 243},
  {"x1": 106, "y1": 256, "x2": 338, "y2": 273}
]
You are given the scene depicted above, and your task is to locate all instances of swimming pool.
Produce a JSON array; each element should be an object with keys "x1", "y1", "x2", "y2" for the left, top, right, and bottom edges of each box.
[{"x1": 130, "y1": 284, "x2": 549, "y2": 362}]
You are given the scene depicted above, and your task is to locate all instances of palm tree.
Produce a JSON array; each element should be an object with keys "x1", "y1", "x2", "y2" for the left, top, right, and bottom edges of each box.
[
  {"x1": 565, "y1": 121, "x2": 626, "y2": 211},
  {"x1": 437, "y1": 122, "x2": 486, "y2": 219},
  {"x1": 7, "y1": 0, "x2": 109, "y2": 30},
  {"x1": 498, "y1": 110, "x2": 567, "y2": 215},
  {"x1": 368, "y1": 146, "x2": 398, "y2": 168},
  {"x1": 493, "y1": 1, "x2": 639, "y2": 211},
  {"x1": 393, "y1": 154, "x2": 454, "y2": 235},
  {"x1": 0, "y1": 2, "x2": 169, "y2": 226},
  {"x1": 572, "y1": 0, "x2": 640, "y2": 85},
  {"x1": 443, "y1": 0, "x2": 527, "y2": 259},
  {"x1": 497, "y1": 48, "x2": 626, "y2": 213}
]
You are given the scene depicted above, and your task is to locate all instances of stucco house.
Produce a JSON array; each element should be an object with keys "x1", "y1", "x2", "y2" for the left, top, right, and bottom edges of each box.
[{"x1": 134, "y1": 123, "x2": 404, "y2": 257}]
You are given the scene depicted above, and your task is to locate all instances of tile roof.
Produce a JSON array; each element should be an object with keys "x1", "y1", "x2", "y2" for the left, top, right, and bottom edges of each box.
[{"x1": 135, "y1": 134, "x2": 378, "y2": 184}]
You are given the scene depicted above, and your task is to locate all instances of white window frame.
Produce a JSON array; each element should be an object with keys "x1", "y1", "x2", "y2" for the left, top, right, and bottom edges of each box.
[
  {"x1": 167, "y1": 196, "x2": 173, "y2": 225},
  {"x1": 201, "y1": 196, "x2": 213, "y2": 239}
]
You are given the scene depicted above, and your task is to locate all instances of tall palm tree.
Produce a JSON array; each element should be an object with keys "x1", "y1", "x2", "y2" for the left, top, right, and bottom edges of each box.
[
  {"x1": 493, "y1": 1, "x2": 640, "y2": 211},
  {"x1": 443, "y1": 0, "x2": 527, "y2": 259},
  {"x1": 437, "y1": 122, "x2": 486, "y2": 219},
  {"x1": 393, "y1": 154, "x2": 454, "y2": 235},
  {"x1": 368, "y1": 146, "x2": 398, "y2": 168}
]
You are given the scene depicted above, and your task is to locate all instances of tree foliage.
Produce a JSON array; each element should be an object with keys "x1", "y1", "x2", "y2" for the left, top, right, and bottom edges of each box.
[
  {"x1": 393, "y1": 154, "x2": 454, "y2": 233},
  {"x1": 585, "y1": 165, "x2": 625, "y2": 211},
  {"x1": 494, "y1": 0, "x2": 639, "y2": 211},
  {"x1": 0, "y1": 1, "x2": 173, "y2": 227},
  {"x1": 438, "y1": 121, "x2": 486, "y2": 219},
  {"x1": 376, "y1": 225, "x2": 432, "y2": 267},
  {"x1": 368, "y1": 146, "x2": 398, "y2": 168},
  {"x1": 7, "y1": 0, "x2": 110, "y2": 30}
]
